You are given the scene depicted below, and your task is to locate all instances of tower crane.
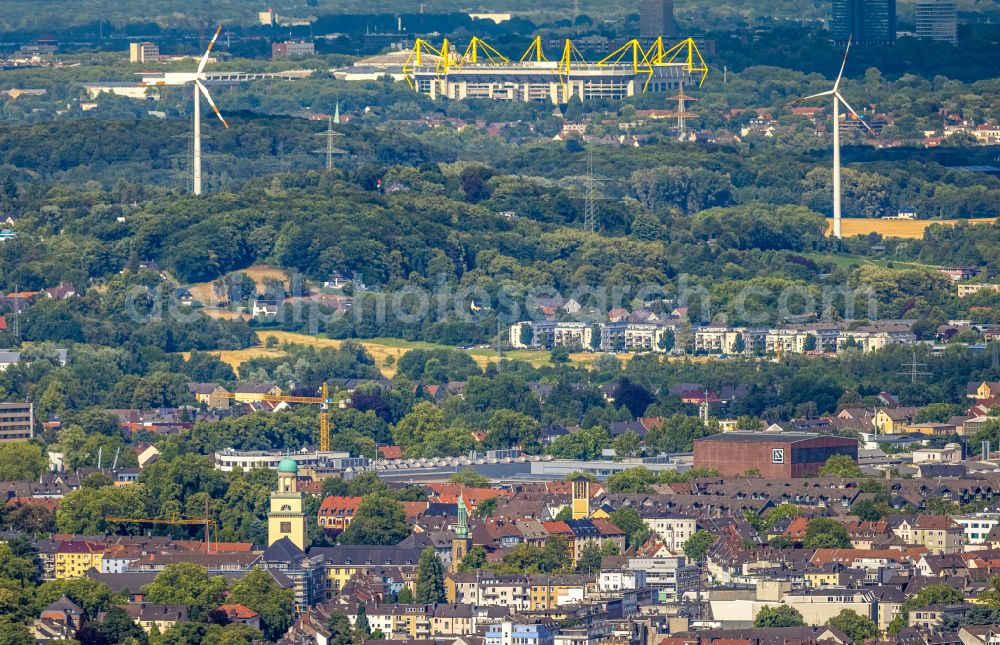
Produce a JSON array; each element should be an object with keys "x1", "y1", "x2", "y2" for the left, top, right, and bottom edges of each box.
[
  {"x1": 106, "y1": 509, "x2": 218, "y2": 553},
  {"x1": 229, "y1": 382, "x2": 336, "y2": 451}
]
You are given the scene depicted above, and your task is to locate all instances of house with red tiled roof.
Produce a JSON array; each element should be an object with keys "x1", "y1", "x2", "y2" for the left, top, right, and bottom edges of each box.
[
  {"x1": 782, "y1": 517, "x2": 810, "y2": 541},
  {"x1": 541, "y1": 520, "x2": 573, "y2": 539},
  {"x1": 845, "y1": 520, "x2": 890, "y2": 549},
  {"x1": 378, "y1": 445, "x2": 402, "y2": 459},
  {"x1": 790, "y1": 106, "x2": 824, "y2": 119},
  {"x1": 317, "y1": 496, "x2": 362, "y2": 531},
  {"x1": 591, "y1": 518, "x2": 626, "y2": 545},
  {"x1": 913, "y1": 515, "x2": 964, "y2": 554},
  {"x1": 810, "y1": 548, "x2": 914, "y2": 569},
  {"x1": 426, "y1": 484, "x2": 512, "y2": 509},
  {"x1": 402, "y1": 501, "x2": 429, "y2": 521},
  {"x1": 5, "y1": 496, "x2": 60, "y2": 514},
  {"x1": 217, "y1": 603, "x2": 260, "y2": 629}
]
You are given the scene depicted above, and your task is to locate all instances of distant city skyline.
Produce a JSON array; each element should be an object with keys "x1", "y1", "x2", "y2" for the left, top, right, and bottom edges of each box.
[
  {"x1": 832, "y1": 0, "x2": 897, "y2": 45},
  {"x1": 916, "y1": 0, "x2": 957, "y2": 44}
]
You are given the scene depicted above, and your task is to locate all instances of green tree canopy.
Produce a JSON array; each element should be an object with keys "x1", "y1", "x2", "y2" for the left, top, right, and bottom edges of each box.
[
  {"x1": 338, "y1": 494, "x2": 410, "y2": 545},
  {"x1": 0, "y1": 443, "x2": 47, "y2": 481},
  {"x1": 754, "y1": 605, "x2": 806, "y2": 628},
  {"x1": 415, "y1": 548, "x2": 446, "y2": 603},
  {"x1": 683, "y1": 530, "x2": 716, "y2": 564},
  {"x1": 817, "y1": 455, "x2": 864, "y2": 478},
  {"x1": 803, "y1": 518, "x2": 852, "y2": 549},
  {"x1": 228, "y1": 568, "x2": 294, "y2": 641},
  {"x1": 827, "y1": 609, "x2": 879, "y2": 643},
  {"x1": 140, "y1": 563, "x2": 228, "y2": 621}
]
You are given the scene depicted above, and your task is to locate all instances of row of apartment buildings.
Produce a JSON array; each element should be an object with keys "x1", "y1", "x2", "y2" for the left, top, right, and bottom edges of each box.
[{"x1": 510, "y1": 319, "x2": 916, "y2": 355}]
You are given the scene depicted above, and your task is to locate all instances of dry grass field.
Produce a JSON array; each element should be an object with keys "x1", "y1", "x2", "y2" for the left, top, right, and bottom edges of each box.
[
  {"x1": 188, "y1": 329, "x2": 722, "y2": 379},
  {"x1": 829, "y1": 217, "x2": 997, "y2": 239},
  {"x1": 187, "y1": 265, "x2": 291, "y2": 305}
]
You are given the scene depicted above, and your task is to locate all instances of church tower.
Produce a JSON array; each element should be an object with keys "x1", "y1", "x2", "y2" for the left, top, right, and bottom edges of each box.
[
  {"x1": 268, "y1": 458, "x2": 307, "y2": 551},
  {"x1": 571, "y1": 475, "x2": 590, "y2": 520},
  {"x1": 451, "y1": 493, "x2": 472, "y2": 572}
]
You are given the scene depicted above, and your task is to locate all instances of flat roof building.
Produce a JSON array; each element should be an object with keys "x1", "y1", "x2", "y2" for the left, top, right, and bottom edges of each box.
[
  {"x1": 0, "y1": 402, "x2": 33, "y2": 442},
  {"x1": 272, "y1": 41, "x2": 315, "y2": 60},
  {"x1": 693, "y1": 431, "x2": 858, "y2": 478},
  {"x1": 916, "y1": 0, "x2": 957, "y2": 44},
  {"x1": 411, "y1": 60, "x2": 691, "y2": 105},
  {"x1": 833, "y1": 0, "x2": 897, "y2": 45},
  {"x1": 640, "y1": 0, "x2": 675, "y2": 38},
  {"x1": 129, "y1": 42, "x2": 160, "y2": 64}
]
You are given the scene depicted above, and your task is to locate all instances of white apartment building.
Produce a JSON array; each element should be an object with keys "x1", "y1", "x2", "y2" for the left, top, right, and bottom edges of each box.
[
  {"x1": 955, "y1": 514, "x2": 1000, "y2": 545},
  {"x1": 598, "y1": 568, "x2": 646, "y2": 592},
  {"x1": 626, "y1": 555, "x2": 698, "y2": 599},
  {"x1": 640, "y1": 514, "x2": 698, "y2": 551},
  {"x1": 694, "y1": 326, "x2": 748, "y2": 355}
]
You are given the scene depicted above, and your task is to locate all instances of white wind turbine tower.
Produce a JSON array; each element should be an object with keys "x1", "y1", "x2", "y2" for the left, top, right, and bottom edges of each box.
[
  {"x1": 791, "y1": 37, "x2": 876, "y2": 239},
  {"x1": 141, "y1": 25, "x2": 228, "y2": 195}
]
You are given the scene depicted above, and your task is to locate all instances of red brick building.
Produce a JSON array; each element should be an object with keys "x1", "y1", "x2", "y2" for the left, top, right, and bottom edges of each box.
[{"x1": 693, "y1": 432, "x2": 858, "y2": 478}]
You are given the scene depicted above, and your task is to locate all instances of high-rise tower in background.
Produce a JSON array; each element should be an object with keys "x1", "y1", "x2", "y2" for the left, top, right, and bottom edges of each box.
[
  {"x1": 640, "y1": 0, "x2": 675, "y2": 38},
  {"x1": 916, "y1": 0, "x2": 957, "y2": 44},
  {"x1": 832, "y1": 0, "x2": 896, "y2": 45}
]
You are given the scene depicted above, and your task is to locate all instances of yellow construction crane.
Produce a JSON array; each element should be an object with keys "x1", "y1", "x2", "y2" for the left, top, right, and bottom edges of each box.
[
  {"x1": 229, "y1": 382, "x2": 335, "y2": 451},
  {"x1": 106, "y1": 511, "x2": 218, "y2": 553}
]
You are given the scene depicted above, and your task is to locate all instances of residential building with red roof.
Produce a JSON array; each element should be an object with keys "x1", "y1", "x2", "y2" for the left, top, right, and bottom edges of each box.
[
  {"x1": 217, "y1": 603, "x2": 260, "y2": 629},
  {"x1": 55, "y1": 540, "x2": 105, "y2": 579},
  {"x1": 317, "y1": 496, "x2": 363, "y2": 531}
]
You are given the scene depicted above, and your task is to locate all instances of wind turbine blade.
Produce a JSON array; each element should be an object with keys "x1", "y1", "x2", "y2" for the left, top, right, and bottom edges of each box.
[
  {"x1": 196, "y1": 80, "x2": 228, "y2": 129},
  {"x1": 197, "y1": 24, "x2": 223, "y2": 75},
  {"x1": 785, "y1": 89, "x2": 835, "y2": 107},
  {"x1": 836, "y1": 92, "x2": 877, "y2": 136},
  {"x1": 834, "y1": 36, "x2": 851, "y2": 91}
]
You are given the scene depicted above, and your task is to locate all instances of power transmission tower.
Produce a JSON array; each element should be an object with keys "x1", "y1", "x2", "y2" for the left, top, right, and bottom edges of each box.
[
  {"x1": 898, "y1": 347, "x2": 930, "y2": 384},
  {"x1": 666, "y1": 81, "x2": 699, "y2": 142},
  {"x1": 584, "y1": 150, "x2": 597, "y2": 233},
  {"x1": 578, "y1": 150, "x2": 617, "y2": 233},
  {"x1": 496, "y1": 319, "x2": 504, "y2": 372},
  {"x1": 314, "y1": 105, "x2": 346, "y2": 171},
  {"x1": 171, "y1": 132, "x2": 220, "y2": 192},
  {"x1": 11, "y1": 284, "x2": 20, "y2": 340}
]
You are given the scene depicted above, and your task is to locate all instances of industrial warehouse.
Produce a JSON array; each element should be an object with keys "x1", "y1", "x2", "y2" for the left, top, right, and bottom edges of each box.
[{"x1": 399, "y1": 36, "x2": 707, "y2": 104}]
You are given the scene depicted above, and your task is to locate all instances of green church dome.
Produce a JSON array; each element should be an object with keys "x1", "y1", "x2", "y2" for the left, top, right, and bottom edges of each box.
[{"x1": 277, "y1": 458, "x2": 298, "y2": 474}]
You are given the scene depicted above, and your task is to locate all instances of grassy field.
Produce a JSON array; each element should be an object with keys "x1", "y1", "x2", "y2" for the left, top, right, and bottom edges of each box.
[
  {"x1": 191, "y1": 330, "x2": 649, "y2": 377},
  {"x1": 187, "y1": 265, "x2": 291, "y2": 305},
  {"x1": 803, "y1": 252, "x2": 941, "y2": 272},
  {"x1": 828, "y1": 217, "x2": 997, "y2": 239},
  {"x1": 191, "y1": 329, "x2": 723, "y2": 378}
]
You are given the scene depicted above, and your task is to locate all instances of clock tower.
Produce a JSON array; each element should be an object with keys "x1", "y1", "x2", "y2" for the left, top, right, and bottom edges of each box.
[
  {"x1": 268, "y1": 458, "x2": 307, "y2": 551},
  {"x1": 451, "y1": 493, "x2": 472, "y2": 572}
]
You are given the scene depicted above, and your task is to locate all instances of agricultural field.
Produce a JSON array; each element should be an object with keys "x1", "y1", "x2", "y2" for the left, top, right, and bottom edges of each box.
[
  {"x1": 829, "y1": 217, "x2": 998, "y2": 239},
  {"x1": 187, "y1": 330, "x2": 645, "y2": 377},
  {"x1": 187, "y1": 329, "x2": 720, "y2": 378}
]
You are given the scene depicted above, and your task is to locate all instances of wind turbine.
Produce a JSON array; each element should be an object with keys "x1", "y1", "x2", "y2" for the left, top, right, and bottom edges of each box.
[
  {"x1": 141, "y1": 25, "x2": 228, "y2": 195},
  {"x1": 790, "y1": 37, "x2": 876, "y2": 239}
]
